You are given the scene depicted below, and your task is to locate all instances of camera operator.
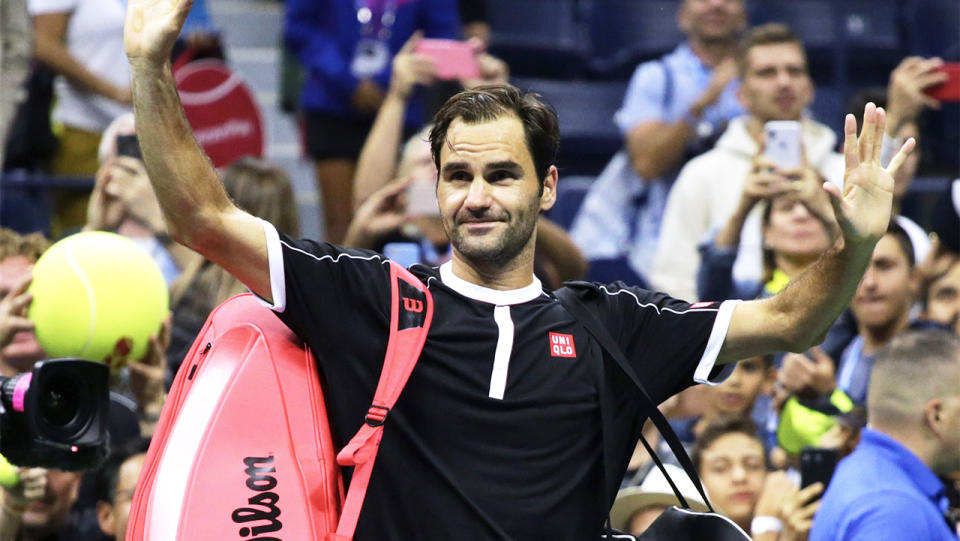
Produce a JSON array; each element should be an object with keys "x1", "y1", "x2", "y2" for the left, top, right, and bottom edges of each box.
[
  {"x1": 94, "y1": 440, "x2": 148, "y2": 541},
  {"x1": 0, "y1": 228, "x2": 166, "y2": 539}
]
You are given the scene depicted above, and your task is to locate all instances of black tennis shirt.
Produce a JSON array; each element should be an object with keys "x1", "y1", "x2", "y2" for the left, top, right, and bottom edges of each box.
[{"x1": 258, "y1": 222, "x2": 738, "y2": 540}]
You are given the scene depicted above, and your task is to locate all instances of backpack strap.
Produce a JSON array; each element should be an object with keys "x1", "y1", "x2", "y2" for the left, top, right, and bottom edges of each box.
[
  {"x1": 332, "y1": 262, "x2": 434, "y2": 541},
  {"x1": 555, "y1": 286, "x2": 716, "y2": 514}
]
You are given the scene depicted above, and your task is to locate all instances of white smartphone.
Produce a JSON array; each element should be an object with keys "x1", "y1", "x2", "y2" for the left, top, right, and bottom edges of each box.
[
  {"x1": 764, "y1": 121, "x2": 802, "y2": 170},
  {"x1": 406, "y1": 178, "x2": 439, "y2": 216}
]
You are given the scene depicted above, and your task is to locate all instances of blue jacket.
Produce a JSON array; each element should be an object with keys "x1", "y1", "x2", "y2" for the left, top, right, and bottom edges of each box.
[{"x1": 284, "y1": 0, "x2": 459, "y2": 125}]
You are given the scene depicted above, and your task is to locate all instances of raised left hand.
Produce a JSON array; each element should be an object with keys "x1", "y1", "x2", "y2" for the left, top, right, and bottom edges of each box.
[{"x1": 823, "y1": 103, "x2": 915, "y2": 249}]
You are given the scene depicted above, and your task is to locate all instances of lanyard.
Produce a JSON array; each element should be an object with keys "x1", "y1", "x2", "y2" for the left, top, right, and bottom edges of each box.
[{"x1": 355, "y1": 0, "x2": 398, "y2": 40}]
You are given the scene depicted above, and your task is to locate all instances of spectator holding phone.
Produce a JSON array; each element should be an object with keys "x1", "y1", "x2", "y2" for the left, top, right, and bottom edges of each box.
[
  {"x1": 847, "y1": 56, "x2": 948, "y2": 266},
  {"x1": 810, "y1": 330, "x2": 960, "y2": 541},
  {"x1": 85, "y1": 113, "x2": 192, "y2": 287},
  {"x1": 283, "y1": 0, "x2": 460, "y2": 244},
  {"x1": 692, "y1": 416, "x2": 822, "y2": 540},
  {"x1": 652, "y1": 24, "x2": 844, "y2": 302},
  {"x1": 697, "y1": 163, "x2": 836, "y2": 301},
  {"x1": 570, "y1": 0, "x2": 746, "y2": 285}
]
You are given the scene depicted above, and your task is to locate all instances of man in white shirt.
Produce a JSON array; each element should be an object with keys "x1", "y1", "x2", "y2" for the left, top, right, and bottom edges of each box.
[{"x1": 651, "y1": 23, "x2": 843, "y2": 301}]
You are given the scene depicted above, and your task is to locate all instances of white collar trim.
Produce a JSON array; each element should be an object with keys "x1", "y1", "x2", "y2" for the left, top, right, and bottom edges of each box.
[{"x1": 439, "y1": 261, "x2": 542, "y2": 305}]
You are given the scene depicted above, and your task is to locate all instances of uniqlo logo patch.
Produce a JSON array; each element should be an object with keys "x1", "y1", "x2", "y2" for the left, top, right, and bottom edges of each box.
[
  {"x1": 691, "y1": 301, "x2": 715, "y2": 309},
  {"x1": 549, "y1": 332, "x2": 577, "y2": 358}
]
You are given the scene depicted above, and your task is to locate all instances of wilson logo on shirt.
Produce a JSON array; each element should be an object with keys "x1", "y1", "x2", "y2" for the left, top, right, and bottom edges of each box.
[{"x1": 549, "y1": 332, "x2": 577, "y2": 358}]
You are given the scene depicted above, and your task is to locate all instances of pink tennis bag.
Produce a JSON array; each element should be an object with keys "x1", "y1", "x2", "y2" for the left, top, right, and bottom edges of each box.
[{"x1": 126, "y1": 262, "x2": 433, "y2": 540}]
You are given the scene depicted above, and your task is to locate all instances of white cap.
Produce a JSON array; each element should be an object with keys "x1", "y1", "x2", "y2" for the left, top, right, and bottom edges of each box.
[{"x1": 610, "y1": 464, "x2": 711, "y2": 530}]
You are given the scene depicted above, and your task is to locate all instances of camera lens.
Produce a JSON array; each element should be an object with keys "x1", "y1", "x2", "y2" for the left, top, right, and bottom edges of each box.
[{"x1": 39, "y1": 375, "x2": 79, "y2": 429}]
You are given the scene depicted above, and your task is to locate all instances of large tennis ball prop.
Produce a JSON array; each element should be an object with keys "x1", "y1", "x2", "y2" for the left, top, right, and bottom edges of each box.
[{"x1": 27, "y1": 232, "x2": 168, "y2": 373}]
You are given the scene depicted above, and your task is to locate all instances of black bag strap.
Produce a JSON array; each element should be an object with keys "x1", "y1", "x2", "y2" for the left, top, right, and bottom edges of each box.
[{"x1": 555, "y1": 287, "x2": 716, "y2": 514}]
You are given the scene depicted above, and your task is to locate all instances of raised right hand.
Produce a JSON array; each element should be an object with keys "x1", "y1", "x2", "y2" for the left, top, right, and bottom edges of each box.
[
  {"x1": 0, "y1": 273, "x2": 34, "y2": 352},
  {"x1": 343, "y1": 176, "x2": 412, "y2": 249},
  {"x1": 740, "y1": 155, "x2": 794, "y2": 209},
  {"x1": 692, "y1": 57, "x2": 737, "y2": 115},
  {"x1": 125, "y1": 0, "x2": 193, "y2": 65},
  {"x1": 389, "y1": 31, "x2": 437, "y2": 100},
  {"x1": 778, "y1": 348, "x2": 836, "y2": 397}
]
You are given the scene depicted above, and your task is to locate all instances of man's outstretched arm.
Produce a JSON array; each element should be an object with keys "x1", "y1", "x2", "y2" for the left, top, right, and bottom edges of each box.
[
  {"x1": 717, "y1": 104, "x2": 915, "y2": 363},
  {"x1": 125, "y1": 0, "x2": 271, "y2": 301}
]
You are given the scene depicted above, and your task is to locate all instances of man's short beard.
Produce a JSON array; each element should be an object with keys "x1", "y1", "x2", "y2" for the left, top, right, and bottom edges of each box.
[{"x1": 446, "y1": 201, "x2": 539, "y2": 267}]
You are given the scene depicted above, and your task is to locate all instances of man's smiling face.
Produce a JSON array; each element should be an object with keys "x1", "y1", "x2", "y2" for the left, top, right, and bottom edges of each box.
[{"x1": 436, "y1": 114, "x2": 555, "y2": 267}]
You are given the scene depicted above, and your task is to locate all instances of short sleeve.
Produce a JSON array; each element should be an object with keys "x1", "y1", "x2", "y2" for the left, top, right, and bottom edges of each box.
[
  {"x1": 588, "y1": 282, "x2": 740, "y2": 404},
  {"x1": 28, "y1": 0, "x2": 77, "y2": 14},
  {"x1": 257, "y1": 220, "x2": 392, "y2": 350},
  {"x1": 613, "y1": 61, "x2": 668, "y2": 135},
  {"x1": 836, "y1": 492, "x2": 951, "y2": 541}
]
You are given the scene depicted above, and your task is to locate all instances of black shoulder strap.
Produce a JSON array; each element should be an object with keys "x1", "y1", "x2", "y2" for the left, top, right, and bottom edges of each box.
[{"x1": 555, "y1": 287, "x2": 715, "y2": 514}]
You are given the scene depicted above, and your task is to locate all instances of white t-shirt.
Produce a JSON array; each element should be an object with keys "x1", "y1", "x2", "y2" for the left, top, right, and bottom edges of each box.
[{"x1": 28, "y1": 0, "x2": 131, "y2": 132}]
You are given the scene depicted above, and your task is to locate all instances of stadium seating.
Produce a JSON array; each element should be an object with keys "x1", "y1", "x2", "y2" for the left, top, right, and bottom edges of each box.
[
  {"x1": 585, "y1": 0, "x2": 685, "y2": 79},
  {"x1": 511, "y1": 77, "x2": 627, "y2": 175},
  {"x1": 486, "y1": 0, "x2": 590, "y2": 79}
]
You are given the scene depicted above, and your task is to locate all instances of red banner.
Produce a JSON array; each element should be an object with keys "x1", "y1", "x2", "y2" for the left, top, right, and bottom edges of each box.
[{"x1": 175, "y1": 60, "x2": 264, "y2": 169}]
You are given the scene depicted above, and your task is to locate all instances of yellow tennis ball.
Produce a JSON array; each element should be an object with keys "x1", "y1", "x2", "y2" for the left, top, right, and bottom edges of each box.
[
  {"x1": 27, "y1": 231, "x2": 169, "y2": 373},
  {"x1": 0, "y1": 454, "x2": 19, "y2": 488}
]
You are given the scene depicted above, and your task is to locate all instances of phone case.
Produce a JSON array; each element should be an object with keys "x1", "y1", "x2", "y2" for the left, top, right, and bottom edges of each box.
[
  {"x1": 414, "y1": 39, "x2": 480, "y2": 81},
  {"x1": 764, "y1": 121, "x2": 803, "y2": 170},
  {"x1": 800, "y1": 447, "x2": 839, "y2": 489},
  {"x1": 406, "y1": 178, "x2": 439, "y2": 216},
  {"x1": 926, "y1": 63, "x2": 960, "y2": 102}
]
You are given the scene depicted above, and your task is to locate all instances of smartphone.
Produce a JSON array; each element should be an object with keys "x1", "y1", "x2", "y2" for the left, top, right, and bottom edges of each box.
[
  {"x1": 414, "y1": 39, "x2": 480, "y2": 81},
  {"x1": 383, "y1": 242, "x2": 422, "y2": 268},
  {"x1": 115, "y1": 134, "x2": 142, "y2": 160},
  {"x1": 800, "y1": 447, "x2": 839, "y2": 489},
  {"x1": 406, "y1": 178, "x2": 439, "y2": 216},
  {"x1": 764, "y1": 121, "x2": 802, "y2": 170},
  {"x1": 925, "y1": 63, "x2": 960, "y2": 102}
]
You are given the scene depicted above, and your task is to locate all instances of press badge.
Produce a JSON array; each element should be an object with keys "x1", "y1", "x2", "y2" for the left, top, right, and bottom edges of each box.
[{"x1": 351, "y1": 38, "x2": 390, "y2": 78}]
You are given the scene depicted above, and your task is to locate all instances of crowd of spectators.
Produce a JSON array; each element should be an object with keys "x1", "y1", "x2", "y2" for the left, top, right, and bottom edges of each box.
[{"x1": 0, "y1": 0, "x2": 958, "y2": 539}]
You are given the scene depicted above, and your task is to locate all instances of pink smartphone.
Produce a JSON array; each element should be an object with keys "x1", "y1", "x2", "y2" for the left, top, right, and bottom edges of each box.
[{"x1": 414, "y1": 39, "x2": 480, "y2": 81}]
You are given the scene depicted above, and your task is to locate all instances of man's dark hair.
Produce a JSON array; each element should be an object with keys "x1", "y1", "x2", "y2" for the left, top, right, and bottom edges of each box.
[
  {"x1": 428, "y1": 84, "x2": 560, "y2": 186},
  {"x1": 735, "y1": 23, "x2": 806, "y2": 77},
  {"x1": 95, "y1": 438, "x2": 151, "y2": 504},
  {"x1": 885, "y1": 220, "x2": 915, "y2": 268},
  {"x1": 691, "y1": 415, "x2": 763, "y2": 472}
]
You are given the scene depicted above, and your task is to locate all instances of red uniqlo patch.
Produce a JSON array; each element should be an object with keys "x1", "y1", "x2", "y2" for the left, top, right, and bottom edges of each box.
[
  {"x1": 549, "y1": 332, "x2": 577, "y2": 358},
  {"x1": 690, "y1": 301, "x2": 715, "y2": 309}
]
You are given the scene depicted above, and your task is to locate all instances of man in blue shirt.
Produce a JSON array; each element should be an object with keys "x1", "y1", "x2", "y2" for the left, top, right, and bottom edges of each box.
[
  {"x1": 570, "y1": 0, "x2": 745, "y2": 283},
  {"x1": 811, "y1": 330, "x2": 960, "y2": 541}
]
